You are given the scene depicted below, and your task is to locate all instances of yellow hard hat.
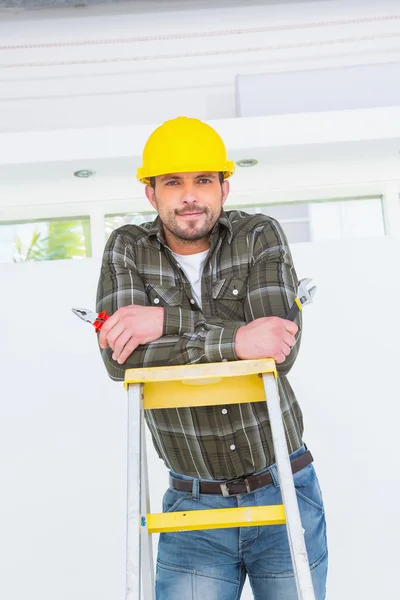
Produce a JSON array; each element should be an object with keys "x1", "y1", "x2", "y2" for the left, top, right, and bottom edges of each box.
[{"x1": 137, "y1": 116, "x2": 235, "y2": 184}]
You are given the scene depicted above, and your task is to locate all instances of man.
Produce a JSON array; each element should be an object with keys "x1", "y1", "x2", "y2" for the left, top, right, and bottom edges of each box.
[{"x1": 96, "y1": 116, "x2": 328, "y2": 599}]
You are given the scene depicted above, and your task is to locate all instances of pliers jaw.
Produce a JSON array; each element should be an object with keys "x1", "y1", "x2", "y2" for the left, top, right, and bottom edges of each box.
[
  {"x1": 72, "y1": 308, "x2": 109, "y2": 332},
  {"x1": 72, "y1": 308, "x2": 98, "y2": 324}
]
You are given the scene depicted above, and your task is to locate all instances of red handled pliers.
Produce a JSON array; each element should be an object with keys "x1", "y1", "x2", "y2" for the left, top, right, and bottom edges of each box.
[{"x1": 72, "y1": 308, "x2": 110, "y2": 333}]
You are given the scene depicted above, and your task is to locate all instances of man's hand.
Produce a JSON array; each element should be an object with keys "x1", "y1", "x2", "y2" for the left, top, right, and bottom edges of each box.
[
  {"x1": 235, "y1": 316, "x2": 298, "y2": 363},
  {"x1": 98, "y1": 305, "x2": 164, "y2": 364}
]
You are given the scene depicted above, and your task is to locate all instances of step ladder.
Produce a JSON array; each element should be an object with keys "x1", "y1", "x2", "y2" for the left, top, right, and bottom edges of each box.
[{"x1": 123, "y1": 358, "x2": 316, "y2": 600}]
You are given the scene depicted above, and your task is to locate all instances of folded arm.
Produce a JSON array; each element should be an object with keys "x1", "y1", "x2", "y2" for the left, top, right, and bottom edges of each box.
[
  {"x1": 96, "y1": 218, "x2": 301, "y2": 381},
  {"x1": 96, "y1": 231, "x2": 243, "y2": 381}
]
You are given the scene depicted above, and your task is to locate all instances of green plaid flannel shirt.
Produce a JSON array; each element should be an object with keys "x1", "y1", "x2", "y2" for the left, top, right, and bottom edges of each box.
[{"x1": 96, "y1": 210, "x2": 304, "y2": 480}]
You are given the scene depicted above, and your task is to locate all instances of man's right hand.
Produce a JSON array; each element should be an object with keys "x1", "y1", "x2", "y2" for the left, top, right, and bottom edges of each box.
[{"x1": 234, "y1": 316, "x2": 299, "y2": 363}]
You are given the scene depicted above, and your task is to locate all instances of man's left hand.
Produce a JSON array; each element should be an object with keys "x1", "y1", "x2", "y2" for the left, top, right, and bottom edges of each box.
[{"x1": 98, "y1": 305, "x2": 164, "y2": 364}]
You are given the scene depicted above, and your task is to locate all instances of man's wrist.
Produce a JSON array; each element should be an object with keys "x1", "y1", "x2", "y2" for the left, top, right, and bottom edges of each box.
[
  {"x1": 155, "y1": 306, "x2": 165, "y2": 337},
  {"x1": 234, "y1": 326, "x2": 247, "y2": 360}
]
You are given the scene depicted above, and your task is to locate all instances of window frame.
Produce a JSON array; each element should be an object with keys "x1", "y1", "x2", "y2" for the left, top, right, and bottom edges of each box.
[{"x1": 0, "y1": 183, "x2": 398, "y2": 261}]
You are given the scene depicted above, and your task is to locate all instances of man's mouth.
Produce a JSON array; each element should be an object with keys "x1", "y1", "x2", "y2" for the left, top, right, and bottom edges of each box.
[{"x1": 177, "y1": 211, "x2": 204, "y2": 218}]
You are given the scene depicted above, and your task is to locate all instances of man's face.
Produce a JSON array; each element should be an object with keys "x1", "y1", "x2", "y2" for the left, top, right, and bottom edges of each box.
[{"x1": 145, "y1": 172, "x2": 229, "y2": 246}]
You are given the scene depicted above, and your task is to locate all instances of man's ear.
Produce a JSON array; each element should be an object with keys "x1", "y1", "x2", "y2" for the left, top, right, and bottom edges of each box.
[
  {"x1": 145, "y1": 185, "x2": 157, "y2": 210},
  {"x1": 221, "y1": 180, "x2": 230, "y2": 207}
]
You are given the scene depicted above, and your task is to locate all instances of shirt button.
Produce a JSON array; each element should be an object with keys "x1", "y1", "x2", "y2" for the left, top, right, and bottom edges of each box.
[
  {"x1": 232, "y1": 289, "x2": 239, "y2": 296},
  {"x1": 222, "y1": 408, "x2": 228, "y2": 415},
  {"x1": 230, "y1": 444, "x2": 236, "y2": 451},
  {"x1": 153, "y1": 298, "x2": 160, "y2": 304},
  {"x1": 190, "y1": 299, "x2": 195, "y2": 304}
]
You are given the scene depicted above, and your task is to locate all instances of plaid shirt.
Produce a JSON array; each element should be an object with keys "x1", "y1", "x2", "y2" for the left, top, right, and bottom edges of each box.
[{"x1": 96, "y1": 210, "x2": 304, "y2": 480}]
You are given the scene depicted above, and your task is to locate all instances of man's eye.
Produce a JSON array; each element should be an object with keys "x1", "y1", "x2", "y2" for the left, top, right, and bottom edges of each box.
[
  {"x1": 166, "y1": 180, "x2": 179, "y2": 186},
  {"x1": 198, "y1": 178, "x2": 211, "y2": 184}
]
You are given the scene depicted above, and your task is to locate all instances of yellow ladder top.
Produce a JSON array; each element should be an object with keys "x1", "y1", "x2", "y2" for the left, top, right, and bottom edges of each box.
[{"x1": 124, "y1": 358, "x2": 277, "y2": 410}]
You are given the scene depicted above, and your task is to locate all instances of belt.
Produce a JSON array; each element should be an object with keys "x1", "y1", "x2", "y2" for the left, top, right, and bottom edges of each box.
[{"x1": 169, "y1": 450, "x2": 313, "y2": 497}]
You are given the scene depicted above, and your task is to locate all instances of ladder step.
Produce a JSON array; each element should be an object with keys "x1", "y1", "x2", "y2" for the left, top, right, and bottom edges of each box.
[{"x1": 147, "y1": 505, "x2": 286, "y2": 533}]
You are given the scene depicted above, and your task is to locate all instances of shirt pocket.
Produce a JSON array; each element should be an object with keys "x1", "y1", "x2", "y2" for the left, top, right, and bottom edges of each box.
[
  {"x1": 146, "y1": 283, "x2": 184, "y2": 307},
  {"x1": 212, "y1": 276, "x2": 248, "y2": 320}
]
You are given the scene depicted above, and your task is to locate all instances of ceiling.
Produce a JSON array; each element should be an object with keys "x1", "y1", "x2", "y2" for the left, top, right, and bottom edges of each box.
[
  {"x1": 1, "y1": 0, "x2": 130, "y2": 7},
  {"x1": 0, "y1": 138, "x2": 399, "y2": 184},
  {"x1": 0, "y1": 0, "x2": 327, "y2": 9}
]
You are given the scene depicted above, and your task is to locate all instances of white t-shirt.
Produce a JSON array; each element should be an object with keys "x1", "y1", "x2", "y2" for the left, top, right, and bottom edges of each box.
[{"x1": 172, "y1": 249, "x2": 209, "y2": 309}]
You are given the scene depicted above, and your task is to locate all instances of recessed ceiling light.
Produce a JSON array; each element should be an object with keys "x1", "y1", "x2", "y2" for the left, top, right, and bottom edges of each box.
[
  {"x1": 74, "y1": 169, "x2": 96, "y2": 178},
  {"x1": 236, "y1": 159, "x2": 258, "y2": 168}
]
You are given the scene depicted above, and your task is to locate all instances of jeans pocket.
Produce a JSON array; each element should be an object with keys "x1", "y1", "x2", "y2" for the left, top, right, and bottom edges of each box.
[
  {"x1": 294, "y1": 464, "x2": 325, "y2": 513},
  {"x1": 162, "y1": 488, "x2": 190, "y2": 513}
]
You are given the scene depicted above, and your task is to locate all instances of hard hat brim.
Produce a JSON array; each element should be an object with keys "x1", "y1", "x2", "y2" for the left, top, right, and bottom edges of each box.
[{"x1": 137, "y1": 161, "x2": 235, "y2": 185}]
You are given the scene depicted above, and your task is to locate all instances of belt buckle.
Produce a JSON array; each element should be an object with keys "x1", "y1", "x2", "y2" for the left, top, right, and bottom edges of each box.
[{"x1": 220, "y1": 478, "x2": 251, "y2": 497}]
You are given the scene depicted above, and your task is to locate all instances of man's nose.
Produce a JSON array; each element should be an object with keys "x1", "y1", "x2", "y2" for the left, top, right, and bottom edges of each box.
[{"x1": 181, "y1": 182, "x2": 197, "y2": 203}]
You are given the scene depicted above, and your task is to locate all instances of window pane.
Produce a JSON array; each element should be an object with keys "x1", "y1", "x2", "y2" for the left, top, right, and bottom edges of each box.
[
  {"x1": 308, "y1": 198, "x2": 385, "y2": 241},
  {"x1": 246, "y1": 203, "x2": 309, "y2": 220},
  {"x1": 279, "y1": 221, "x2": 311, "y2": 244},
  {"x1": 233, "y1": 197, "x2": 384, "y2": 243},
  {"x1": 0, "y1": 217, "x2": 91, "y2": 263},
  {"x1": 105, "y1": 212, "x2": 157, "y2": 240}
]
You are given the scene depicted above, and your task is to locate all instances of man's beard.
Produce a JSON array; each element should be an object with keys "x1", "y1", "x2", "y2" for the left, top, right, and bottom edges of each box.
[{"x1": 158, "y1": 202, "x2": 222, "y2": 243}]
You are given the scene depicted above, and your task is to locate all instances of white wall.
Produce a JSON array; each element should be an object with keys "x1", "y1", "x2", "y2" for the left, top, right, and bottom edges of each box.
[{"x1": 1, "y1": 235, "x2": 399, "y2": 600}]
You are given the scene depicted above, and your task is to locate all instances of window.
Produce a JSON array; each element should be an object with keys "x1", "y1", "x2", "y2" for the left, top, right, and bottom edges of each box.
[
  {"x1": 105, "y1": 212, "x2": 157, "y2": 240},
  {"x1": 0, "y1": 217, "x2": 91, "y2": 263},
  {"x1": 103, "y1": 197, "x2": 385, "y2": 245},
  {"x1": 235, "y1": 197, "x2": 385, "y2": 244}
]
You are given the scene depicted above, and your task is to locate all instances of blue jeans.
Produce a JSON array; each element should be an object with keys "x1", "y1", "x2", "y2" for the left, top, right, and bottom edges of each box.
[{"x1": 156, "y1": 446, "x2": 328, "y2": 599}]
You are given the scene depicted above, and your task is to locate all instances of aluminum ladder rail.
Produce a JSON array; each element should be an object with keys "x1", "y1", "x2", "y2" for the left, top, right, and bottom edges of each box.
[{"x1": 123, "y1": 358, "x2": 316, "y2": 600}]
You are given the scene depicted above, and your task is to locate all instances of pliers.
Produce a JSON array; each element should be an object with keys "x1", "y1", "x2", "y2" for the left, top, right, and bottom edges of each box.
[{"x1": 72, "y1": 308, "x2": 110, "y2": 333}]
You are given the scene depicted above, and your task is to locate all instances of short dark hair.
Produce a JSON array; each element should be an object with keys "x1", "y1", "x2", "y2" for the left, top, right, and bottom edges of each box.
[{"x1": 149, "y1": 172, "x2": 224, "y2": 189}]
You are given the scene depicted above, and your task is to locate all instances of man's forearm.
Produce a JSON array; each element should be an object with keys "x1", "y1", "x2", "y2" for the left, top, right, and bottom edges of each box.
[{"x1": 99, "y1": 322, "x2": 242, "y2": 381}]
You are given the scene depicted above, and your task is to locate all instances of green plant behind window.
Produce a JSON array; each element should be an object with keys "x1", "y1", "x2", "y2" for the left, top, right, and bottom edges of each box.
[{"x1": 12, "y1": 219, "x2": 91, "y2": 262}]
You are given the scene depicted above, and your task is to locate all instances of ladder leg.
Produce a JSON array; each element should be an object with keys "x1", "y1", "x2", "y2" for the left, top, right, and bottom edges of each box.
[
  {"x1": 126, "y1": 383, "x2": 141, "y2": 600},
  {"x1": 140, "y1": 389, "x2": 155, "y2": 599},
  {"x1": 262, "y1": 373, "x2": 316, "y2": 600}
]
